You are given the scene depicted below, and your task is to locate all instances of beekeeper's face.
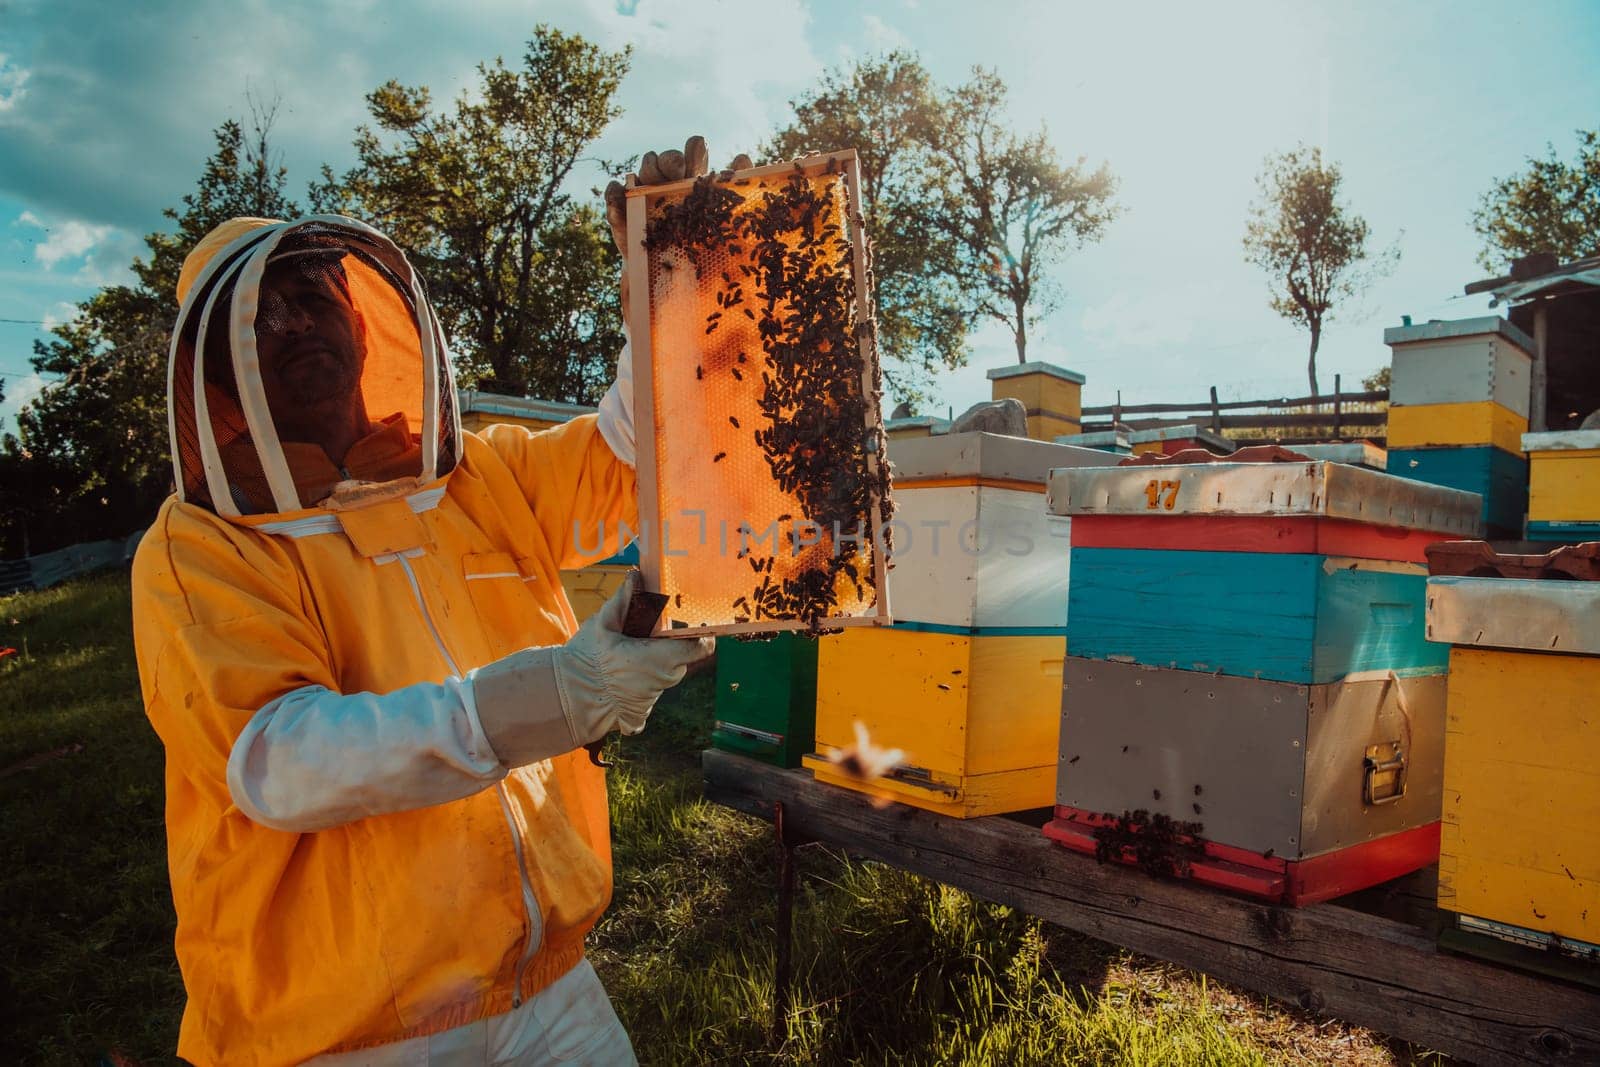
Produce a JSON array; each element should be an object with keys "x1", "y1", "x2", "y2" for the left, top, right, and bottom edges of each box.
[{"x1": 255, "y1": 258, "x2": 367, "y2": 420}]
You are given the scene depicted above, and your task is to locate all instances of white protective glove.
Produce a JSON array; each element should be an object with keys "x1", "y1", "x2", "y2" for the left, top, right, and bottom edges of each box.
[{"x1": 470, "y1": 571, "x2": 715, "y2": 767}]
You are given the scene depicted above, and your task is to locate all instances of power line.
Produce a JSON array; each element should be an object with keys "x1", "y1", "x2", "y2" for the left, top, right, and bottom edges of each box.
[
  {"x1": 0, "y1": 364, "x2": 66, "y2": 382},
  {"x1": 0, "y1": 318, "x2": 51, "y2": 326}
]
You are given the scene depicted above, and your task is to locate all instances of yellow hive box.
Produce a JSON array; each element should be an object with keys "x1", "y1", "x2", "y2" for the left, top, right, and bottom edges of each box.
[
  {"x1": 1387, "y1": 401, "x2": 1527, "y2": 454},
  {"x1": 1438, "y1": 648, "x2": 1600, "y2": 944},
  {"x1": 1522, "y1": 430, "x2": 1600, "y2": 524},
  {"x1": 985, "y1": 363, "x2": 1083, "y2": 440},
  {"x1": 803, "y1": 627, "x2": 1064, "y2": 817},
  {"x1": 1428, "y1": 576, "x2": 1600, "y2": 951},
  {"x1": 558, "y1": 564, "x2": 631, "y2": 624}
]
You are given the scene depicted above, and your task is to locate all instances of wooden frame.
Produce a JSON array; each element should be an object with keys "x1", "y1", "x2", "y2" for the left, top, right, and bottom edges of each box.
[
  {"x1": 623, "y1": 151, "x2": 892, "y2": 637},
  {"x1": 703, "y1": 749, "x2": 1600, "y2": 1065}
]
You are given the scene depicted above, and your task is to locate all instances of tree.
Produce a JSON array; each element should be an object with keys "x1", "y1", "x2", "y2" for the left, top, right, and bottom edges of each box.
[
  {"x1": 1473, "y1": 129, "x2": 1600, "y2": 272},
  {"x1": 922, "y1": 69, "x2": 1118, "y2": 364},
  {"x1": 0, "y1": 107, "x2": 299, "y2": 557},
  {"x1": 313, "y1": 26, "x2": 630, "y2": 402},
  {"x1": 767, "y1": 52, "x2": 968, "y2": 402},
  {"x1": 1243, "y1": 145, "x2": 1396, "y2": 398}
]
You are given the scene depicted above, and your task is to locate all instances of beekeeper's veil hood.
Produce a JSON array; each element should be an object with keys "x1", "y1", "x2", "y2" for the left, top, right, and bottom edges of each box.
[{"x1": 169, "y1": 215, "x2": 462, "y2": 517}]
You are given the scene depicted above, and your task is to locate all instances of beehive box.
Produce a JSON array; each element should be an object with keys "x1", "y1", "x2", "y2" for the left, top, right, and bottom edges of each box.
[
  {"x1": 623, "y1": 151, "x2": 891, "y2": 635},
  {"x1": 1291, "y1": 442, "x2": 1387, "y2": 470},
  {"x1": 1042, "y1": 459, "x2": 1480, "y2": 903},
  {"x1": 801, "y1": 433, "x2": 1120, "y2": 817},
  {"x1": 1055, "y1": 428, "x2": 1132, "y2": 455},
  {"x1": 1387, "y1": 446, "x2": 1527, "y2": 536},
  {"x1": 712, "y1": 633, "x2": 817, "y2": 767},
  {"x1": 875, "y1": 433, "x2": 1120, "y2": 632},
  {"x1": 1425, "y1": 559, "x2": 1600, "y2": 971},
  {"x1": 1384, "y1": 316, "x2": 1534, "y2": 414},
  {"x1": 1384, "y1": 316, "x2": 1534, "y2": 538},
  {"x1": 1521, "y1": 429, "x2": 1600, "y2": 543},
  {"x1": 1128, "y1": 424, "x2": 1235, "y2": 457},
  {"x1": 559, "y1": 543, "x2": 639, "y2": 623},
  {"x1": 1051, "y1": 462, "x2": 1480, "y2": 683},
  {"x1": 1046, "y1": 660, "x2": 1447, "y2": 904},
  {"x1": 806, "y1": 627, "x2": 1065, "y2": 817}
]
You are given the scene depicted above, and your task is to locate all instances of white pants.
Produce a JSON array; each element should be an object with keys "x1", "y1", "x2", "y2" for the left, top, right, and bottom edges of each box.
[{"x1": 304, "y1": 960, "x2": 637, "y2": 1066}]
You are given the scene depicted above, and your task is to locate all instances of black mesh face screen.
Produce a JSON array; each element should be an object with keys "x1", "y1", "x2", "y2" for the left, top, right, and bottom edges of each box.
[{"x1": 169, "y1": 220, "x2": 462, "y2": 515}]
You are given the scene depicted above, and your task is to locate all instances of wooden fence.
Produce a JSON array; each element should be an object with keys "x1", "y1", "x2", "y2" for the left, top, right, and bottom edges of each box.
[{"x1": 1080, "y1": 375, "x2": 1389, "y2": 443}]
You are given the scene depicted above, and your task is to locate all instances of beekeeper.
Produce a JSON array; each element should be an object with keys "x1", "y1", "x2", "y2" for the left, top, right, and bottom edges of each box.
[{"x1": 132, "y1": 140, "x2": 724, "y2": 1065}]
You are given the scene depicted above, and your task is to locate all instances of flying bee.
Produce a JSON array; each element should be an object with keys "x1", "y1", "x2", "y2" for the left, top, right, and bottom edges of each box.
[{"x1": 826, "y1": 721, "x2": 903, "y2": 802}]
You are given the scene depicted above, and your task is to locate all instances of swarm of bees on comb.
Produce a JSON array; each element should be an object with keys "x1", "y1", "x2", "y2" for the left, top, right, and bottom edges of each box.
[{"x1": 640, "y1": 156, "x2": 892, "y2": 635}]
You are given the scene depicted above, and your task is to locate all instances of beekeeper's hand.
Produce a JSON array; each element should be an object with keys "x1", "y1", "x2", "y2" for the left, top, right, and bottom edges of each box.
[
  {"x1": 470, "y1": 572, "x2": 715, "y2": 767},
  {"x1": 603, "y1": 137, "x2": 755, "y2": 257}
]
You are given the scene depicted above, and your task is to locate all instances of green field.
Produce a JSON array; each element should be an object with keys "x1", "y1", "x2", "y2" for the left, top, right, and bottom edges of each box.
[{"x1": 1, "y1": 573, "x2": 1429, "y2": 1064}]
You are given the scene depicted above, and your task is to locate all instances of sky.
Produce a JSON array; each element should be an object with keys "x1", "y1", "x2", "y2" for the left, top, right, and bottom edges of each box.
[{"x1": 2, "y1": 0, "x2": 1598, "y2": 431}]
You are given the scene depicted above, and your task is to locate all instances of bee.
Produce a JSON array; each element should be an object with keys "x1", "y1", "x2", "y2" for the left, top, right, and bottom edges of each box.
[
  {"x1": 731, "y1": 367, "x2": 743, "y2": 381},
  {"x1": 827, "y1": 721, "x2": 903, "y2": 788},
  {"x1": 695, "y1": 365, "x2": 703, "y2": 380},
  {"x1": 728, "y1": 416, "x2": 740, "y2": 429},
  {"x1": 674, "y1": 593, "x2": 684, "y2": 607},
  {"x1": 712, "y1": 451, "x2": 726, "y2": 463}
]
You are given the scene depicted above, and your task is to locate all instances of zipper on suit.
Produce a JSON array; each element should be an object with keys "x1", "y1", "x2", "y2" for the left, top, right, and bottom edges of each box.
[{"x1": 391, "y1": 551, "x2": 544, "y2": 1005}]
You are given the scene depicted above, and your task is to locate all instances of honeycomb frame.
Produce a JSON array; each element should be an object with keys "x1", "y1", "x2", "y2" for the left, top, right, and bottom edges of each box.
[{"x1": 624, "y1": 150, "x2": 893, "y2": 637}]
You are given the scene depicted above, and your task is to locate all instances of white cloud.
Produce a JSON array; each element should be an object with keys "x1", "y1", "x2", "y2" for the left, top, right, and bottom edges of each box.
[
  {"x1": 861, "y1": 14, "x2": 911, "y2": 52},
  {"x1": 580, "y1": 0, "x2": 825, "y2": 160},
  {"x1": 17, "y1": 210, "x2": 115, "y2": 270},
  {"x1": 39, "y1": 301, "x2": 81, "y2": 332},
  {"x1": 0, "y1": 53, "x2": 29, "y2": 113},
  {"x1": 0, "y1": 370, "x2": 48, "y2": 431}
]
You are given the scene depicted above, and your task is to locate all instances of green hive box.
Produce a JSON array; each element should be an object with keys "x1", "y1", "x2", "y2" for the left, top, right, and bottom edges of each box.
[{"x1": 712, "y1": 633, "x2": 819, "y2": 767}]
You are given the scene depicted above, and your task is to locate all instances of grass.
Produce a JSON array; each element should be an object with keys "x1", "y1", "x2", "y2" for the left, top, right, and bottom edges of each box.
[{"x1": 2, "y1": 573, "x2": 1428, "y2": 1065}]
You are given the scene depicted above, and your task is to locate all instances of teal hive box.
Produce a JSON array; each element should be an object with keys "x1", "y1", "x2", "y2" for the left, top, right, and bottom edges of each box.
[{"x1": 712, "y1": 633, "x2": 819, "y2": 767}]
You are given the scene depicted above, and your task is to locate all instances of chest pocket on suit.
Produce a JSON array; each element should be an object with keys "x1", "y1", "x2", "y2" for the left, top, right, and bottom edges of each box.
[{"x1": 462, "y1": 552, "x2": 562, "y2": 658}]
